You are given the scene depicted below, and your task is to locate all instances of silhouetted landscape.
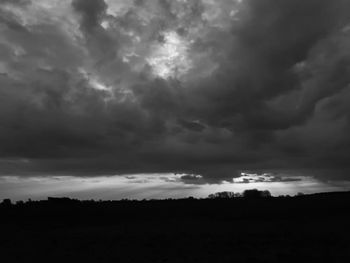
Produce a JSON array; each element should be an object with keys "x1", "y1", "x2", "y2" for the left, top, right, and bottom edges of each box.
[{"x1": 1, "y1": 190, "x2": 350, "y2": 263}]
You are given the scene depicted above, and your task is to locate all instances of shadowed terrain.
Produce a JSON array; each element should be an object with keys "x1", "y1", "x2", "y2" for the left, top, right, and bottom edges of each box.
[{"x1": 1, "y1": 191, "x2": 350, "y2": 263}]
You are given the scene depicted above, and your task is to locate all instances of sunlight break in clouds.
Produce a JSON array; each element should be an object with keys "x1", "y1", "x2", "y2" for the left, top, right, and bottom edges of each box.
[
  {"x1": 1, "y1": 174, "x2": 350, "y2": 201},
  {"x1": 147, "y1": 31, "x2": 192, "y2": 79}
]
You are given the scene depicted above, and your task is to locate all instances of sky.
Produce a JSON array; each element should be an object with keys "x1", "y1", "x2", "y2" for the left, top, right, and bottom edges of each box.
[{"x1": 1, "y1": 0, "x2": 350, "y2": 200}]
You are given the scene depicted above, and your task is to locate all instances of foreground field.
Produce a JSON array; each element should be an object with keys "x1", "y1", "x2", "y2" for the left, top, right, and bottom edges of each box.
[{"x1": 1, "y1": 192, "x2": 350, "y2": 263}]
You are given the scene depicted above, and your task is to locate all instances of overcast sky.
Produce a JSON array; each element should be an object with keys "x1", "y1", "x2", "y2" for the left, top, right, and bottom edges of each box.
[{"x1": 1, "y1": 0, "x2": 350, "y2": 200}]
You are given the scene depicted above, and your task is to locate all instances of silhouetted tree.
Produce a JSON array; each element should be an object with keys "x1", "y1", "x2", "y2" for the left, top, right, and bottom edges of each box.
[
  {"x1": 261, "y1": 190, "x2": 272, "y2": 198},
  {"x1": 234, "y1": 193, "x2": 242, "y2": 198},
  {"x1": 242, "y1": 189, "x2": 271, "y2": 199},
  {"x1": 1, "y1": 199, "x2": 12, "y2": 207},
  {"x1": 208, "y1": 191, "x2": 235, "y2": 199},
  {"x1": 47, "y1": 197, "x2": 78, "y2": 206}
]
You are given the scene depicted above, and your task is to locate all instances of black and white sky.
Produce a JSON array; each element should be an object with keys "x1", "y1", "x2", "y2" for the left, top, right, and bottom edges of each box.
[{"x1": 1, "y1": 0, "x2": 350, "y2": 200}]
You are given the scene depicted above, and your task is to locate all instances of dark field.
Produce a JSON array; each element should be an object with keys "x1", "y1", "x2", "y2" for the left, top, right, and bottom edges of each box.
[{"x1": 1, "y1": 192, "x2": 350, "y2": 263}]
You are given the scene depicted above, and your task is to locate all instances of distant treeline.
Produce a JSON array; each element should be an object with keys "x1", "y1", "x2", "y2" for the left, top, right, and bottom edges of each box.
[
  {"x1": 0, "y1": 188, "x2": 290, "y2": 206},
  {"x1": 0, "y1": 188, "x2": 346, "y2": 206},
  {"x1": 1, "y1": 189, "x2": 350, "y2": 208}
]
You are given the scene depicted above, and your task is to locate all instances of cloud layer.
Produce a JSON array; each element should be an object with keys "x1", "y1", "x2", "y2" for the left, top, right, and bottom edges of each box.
[{"x1": 1, "y1": 0, "x2": 350, "y2": 183}]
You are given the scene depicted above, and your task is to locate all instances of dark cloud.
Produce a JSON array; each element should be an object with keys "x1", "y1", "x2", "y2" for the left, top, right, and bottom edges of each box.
[
  {"x1": 179, "y1": 174, "x2": 204, "y2": 184},
  {"x1": 72, "y1": 0, "x2": 107, "y2": 31},
  {"x1": 0, "y1": 0, "x2": 30, "y2": 6},
  {"x1": 1, "y1": 0, "x2": 350, "y2": 183},
  {"x1": 177, "y1": 119, "x2": 206, "y2": 132}
]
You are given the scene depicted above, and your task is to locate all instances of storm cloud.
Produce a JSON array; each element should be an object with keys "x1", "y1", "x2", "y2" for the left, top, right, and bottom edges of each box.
[{"x1": 1, "y1": 0, "x2": 350, "y2": 183}]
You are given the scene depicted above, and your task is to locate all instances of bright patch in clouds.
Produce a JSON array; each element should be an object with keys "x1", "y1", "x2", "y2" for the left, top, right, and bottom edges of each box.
[
  {"x1": 1, "y1": 174, "x2": 349, "y2": 201},
  {"x1": 147, "y1": 31, "x2": 192, "y2": 79}
]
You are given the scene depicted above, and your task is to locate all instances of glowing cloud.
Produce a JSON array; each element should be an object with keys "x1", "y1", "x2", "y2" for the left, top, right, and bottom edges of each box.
[{"x1": 147, "y1": 31, "x2": 192, "y2": 79}]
